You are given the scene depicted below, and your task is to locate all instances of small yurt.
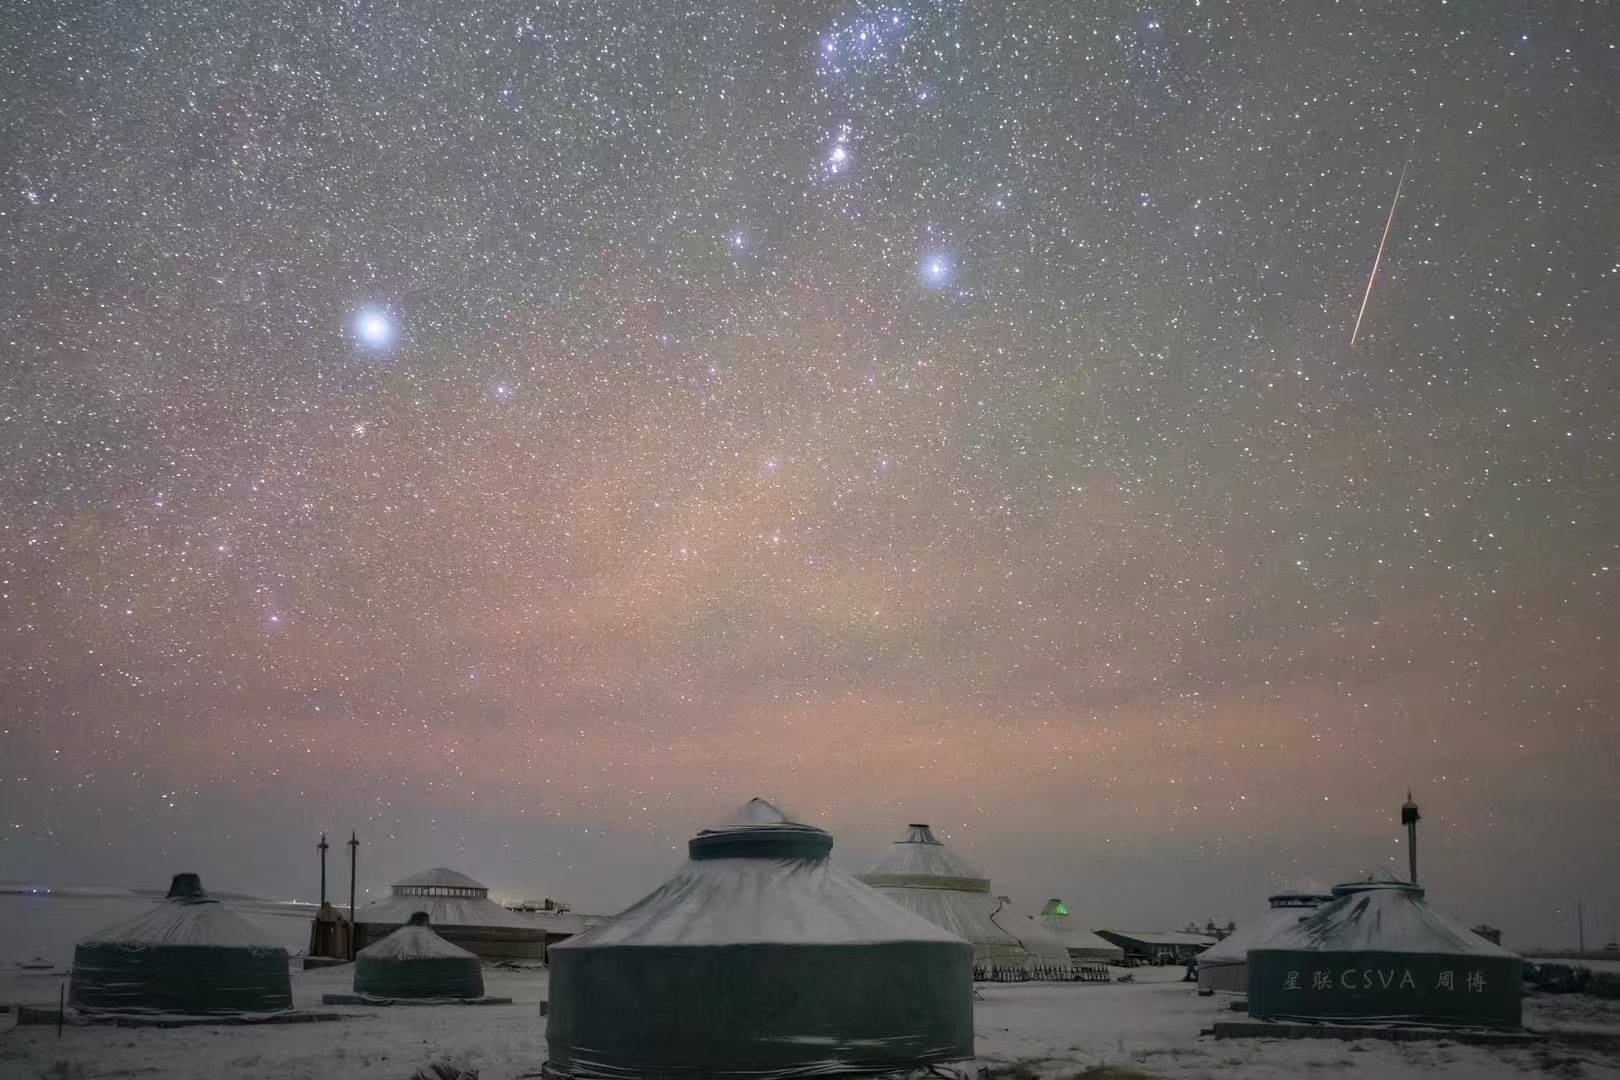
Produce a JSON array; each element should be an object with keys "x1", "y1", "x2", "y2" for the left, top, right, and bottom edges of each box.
[
  {"x1": 543, "y1": 799, "x2": 974, "y2": 1079},
  {"x1": 1037, "y1": 898, "x2": 1125, "y2": 963},
  {"x1": 69, "y1": 873, "x2": 292, "y2": 1017},
  {"x1": 858, "y1": 823, "x2": 1031, "y2": 972},
  {"x1": 354, "y1": 867, "x2": 546, "y2": 959},
  {"x1": 1198, "y1": 892, "x2": 1333, "y2": 992},
  {"x1": 354, "y1": 911, "x2": 485, "y2": 999},
  {"x1": 1248, "y1": 877, "x2": 1523, "y2": 1028}
]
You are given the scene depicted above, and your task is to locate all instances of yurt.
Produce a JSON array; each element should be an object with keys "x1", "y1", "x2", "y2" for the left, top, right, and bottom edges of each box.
[
  {"x1": 69, "y1": 873, "x2": 292, "y2": 1017},
  {"x1": 1248, "y1": 877, "x2": 1523, "y2": 1029},
  {"x1": 1037, "y1": 898, "x2": 1125, "y2": 962},
  {"x1": 1198, "y1": 892, "x2": 1332, "y2": 992},
  {"x1": 354, "y1": 911, "x2": 485, "y2": 999},
  {"x1": 354, "y1": 867, "x2": 546, "y2": 959},
  {"x1": 1004, "y1": 905, "x2": 1075, "y2": 970},
  {"x1": 858, "y1": 823, "x2": 1032, "y2": 972},
  {"x1": 543, "y1": 799, "x2": 974, "y2": 1079}
]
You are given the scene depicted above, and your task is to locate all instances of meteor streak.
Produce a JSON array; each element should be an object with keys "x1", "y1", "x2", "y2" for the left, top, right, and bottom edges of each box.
[{"x1": 1350, "y1": 159, "x2": 1409, "y2": 346}]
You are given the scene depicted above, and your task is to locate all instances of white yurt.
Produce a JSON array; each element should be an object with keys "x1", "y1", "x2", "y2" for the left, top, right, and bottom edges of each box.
[
  {"x1": 858, "y1": 823, "x2": 1034, "y2": 972},
  {"x1": 1197, "y1": 891, "x2": 1332, "y2": 992},
  {"x1": 543, "y1": 799, "x2": 974, "y2": 1078},
  {"x1": 354, "y1": 867, "x2": 546, "y2": 958}
]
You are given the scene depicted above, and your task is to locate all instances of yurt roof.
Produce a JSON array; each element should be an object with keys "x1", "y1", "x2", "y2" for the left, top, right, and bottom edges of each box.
[
  {"x1": 357, "y1": 891, "x2": 539, "y2": 929},
  {"x1": 81, "y1": 873, "x2": 282, "y2": 949},
  {"x1": 859, "y1": 824, "x2": 991, "y2": 891},
  {"x1": 393, "y1": 867, "x2": 487, "y2": 891},
  {"x1": 556, "y1": 803, "x2": 966, "y2": 950},
  {"x1": 1200, "y1": 905, "x2": 1318, "y2": 965},
  {"x1": 1260, "y1": 880, "x2": 1518, "y2": 958},
  {"x1": 358, "y1": 912, "x2": 478, "y2": 960}
]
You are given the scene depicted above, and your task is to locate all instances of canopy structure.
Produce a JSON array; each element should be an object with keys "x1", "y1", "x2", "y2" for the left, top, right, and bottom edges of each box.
[
  {"x1": 544, "y1": 798, "x2": 974, "y2": 1079},
  {"x1": 355, "y1": 867, "x2": 547, "y2": 959},
  {"x1": 1037, "y1": 898, "x2": 1125, "y2": 962},
  {"x1": 69, "y1": 873, "x2": 292, "y2": 1017},
  {"x1": 1248, "y1": 877, "x2": 1523, "y2": 1029},
  {"x1": 1197, "y1": 892, "x2": 1332, "y2": 992},
  {"x1": 354, "y1": 911, "x2": 485, "y2": 999},
  {"x1": 858, "y1": 823, "x2": 1035, "y2": 971}
]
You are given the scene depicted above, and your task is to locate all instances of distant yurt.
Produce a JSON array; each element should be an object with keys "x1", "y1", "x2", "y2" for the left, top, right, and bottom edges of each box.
[
  {"x1": 858, "y1": 823, "x2": 1033, "y2": 971},
  {"x1": 354, "y1": 911, "x2": 485, "y2": 999},
  {"x1": 543, "y1": 799, "x2": 974, "y2": 1079},
  {"x1": 69, "y1": 873, "x2": 292, "y2": 1017},
  {"x1": 1005, "y1": 905, "x2": 1076, "y2": 969},
  {"x1": 1248, "y1": 878, "x2": 1523, "y2": 1028},
  {"x1": 1198, "y1": 892, "x2": 1333, "y2": 992},
  {"x1": 354, "y1": 867, "x2": 546, "y2": 959},
  {"x1": 1037, "y1": 898, "x2": 1125, "y2": 962}
]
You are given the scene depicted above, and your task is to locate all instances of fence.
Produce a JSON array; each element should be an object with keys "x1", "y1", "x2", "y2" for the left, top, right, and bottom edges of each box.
[{"x1": 973, "y1": 962, "x2": 1111, "y2": 983}]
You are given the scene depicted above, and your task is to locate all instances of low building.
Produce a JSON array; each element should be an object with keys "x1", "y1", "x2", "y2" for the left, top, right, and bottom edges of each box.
[
  {"x1": 354, "y1": 868, "x2": 547, "y2": 959},
  {"x1": 1093, "y1": 928, "x2": 1216, "y2": 964}
]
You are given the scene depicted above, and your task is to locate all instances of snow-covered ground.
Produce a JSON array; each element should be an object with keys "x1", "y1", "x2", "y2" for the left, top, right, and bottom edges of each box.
[{"x1": 3, "y1": 962, "x2": 1619, "y2": 1079}]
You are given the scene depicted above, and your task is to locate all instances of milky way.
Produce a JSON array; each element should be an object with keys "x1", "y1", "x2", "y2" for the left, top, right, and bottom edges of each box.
[{"x1": 1, "y1": 2, "x2": 1616, "y2": 940}]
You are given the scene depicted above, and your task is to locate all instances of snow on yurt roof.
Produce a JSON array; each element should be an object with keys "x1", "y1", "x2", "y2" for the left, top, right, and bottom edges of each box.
[
  {"x1": 856, "y1": 824, "x2": 1030, "y2": 963},
  {"x1": 357, "y1": 891, "x2": 538, "y2": 929},
  {"x1": 860, "y1": 824, "x2": 992, "y2": 891},
  {"x1": 558, "y1": 802, "x2": 966, "y2": 949},
  {"x1": 81, "y1": 872, "x2": 283, "y2": 949},
  {"x1": 1007, "y1": 907, "x2": 1073, "y2": 965},
  {"x1": 1261, "y1": 879, "x2": 1518, "y2": 958},
  {"x1": 1200, "y1": 895, "x2": 1331, "y2": 966},
  {"x1": 393, "y1": 867, "x2": 487, "y2": 891},
  {"x1": 359, "y1": 911, "x2": 479, "y2": 960}
]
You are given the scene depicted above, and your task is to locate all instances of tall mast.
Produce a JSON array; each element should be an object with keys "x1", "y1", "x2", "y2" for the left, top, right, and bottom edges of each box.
[{"x1": 1400, "y1": 789, "x2": 1420, "y2": 884}]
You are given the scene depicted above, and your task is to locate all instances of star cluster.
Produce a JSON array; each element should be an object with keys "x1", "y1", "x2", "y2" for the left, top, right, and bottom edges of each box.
[{"x1": 0, "y1": 1, "x2": 1616, "y2": 939}]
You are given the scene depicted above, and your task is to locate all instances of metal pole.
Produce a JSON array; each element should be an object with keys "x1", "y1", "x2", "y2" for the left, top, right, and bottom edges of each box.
[
  {"x1": 57, "y1": 983, "x2": 64, "y2": 1037},
  {"x1": 347, "y1": 831, "x2": 359, "y2": 961},
  {"x1": 318, "y1": 832, "x2": 329, "y2": 906},
  {"x1": 1407, "y1": 819, "x2": 1418, "y2": 884},
  {"x1": 1578, "y1": 900, "x2": 1586, "y2": 955}
]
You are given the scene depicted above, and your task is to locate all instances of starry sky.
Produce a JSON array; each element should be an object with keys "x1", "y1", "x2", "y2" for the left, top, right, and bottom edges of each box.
[{"x1": 2, "y1": 1, "x2": 1617, "y2": 946}]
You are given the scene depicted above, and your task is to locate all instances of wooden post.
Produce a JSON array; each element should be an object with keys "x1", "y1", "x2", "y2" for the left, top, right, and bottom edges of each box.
[
  {"x1": 347, "y1": 831, "x2": 359, "y2": 960},
  {"x1": 318, "y1": 832, "x2": 329, "y2": 906}
]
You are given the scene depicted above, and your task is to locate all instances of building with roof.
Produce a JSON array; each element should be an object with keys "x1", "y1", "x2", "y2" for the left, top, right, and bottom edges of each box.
[
  {"x1": 857, "y1": 823, "x2": 1040, "y2": 973},
  {"x1": 354, "y1": 867, "x2": 547, "y2": 959},
  {"x1": 69, "y1": 872, "x2": 293, "y2": 1018},
  {"x1": 1197, "y1": 892, "x2": 1333, "y2": 992},
  {"x1": 543, "y1": 798, "x2": 973, "y2": 1079},
  {"x1": 1037, "y1": 898, "x2": 1126, "y2": 962},
  {"x1": 354, "y1": 911, "x2": 485, "y2": 999},
  {"x1": 1094, "y1": 928, "x2": 1217, "y2": 964},
  {"x1": 1248, "y1": 876, "x2": 1523, "y2": 1028}
]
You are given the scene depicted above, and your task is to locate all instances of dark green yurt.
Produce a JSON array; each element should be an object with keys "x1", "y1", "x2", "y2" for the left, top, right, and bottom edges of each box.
[
  {"x1": 354, "y1": 911, "x2": 485, "y2": 999},
  {"x1": 1248, "y1": 878, "x2": 1522, "y2": 1029},
  {"x1": 543, "y1": 799, "x2": 974, "y2": 1079},
  {"x1": 69, "y1": 873, "x2": 293, "y2": 1017}
]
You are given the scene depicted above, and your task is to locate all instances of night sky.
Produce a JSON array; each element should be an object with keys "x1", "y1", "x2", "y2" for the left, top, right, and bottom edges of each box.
[{"x1": 2, "y1": 2, "x2": 1616, "y2": 945}]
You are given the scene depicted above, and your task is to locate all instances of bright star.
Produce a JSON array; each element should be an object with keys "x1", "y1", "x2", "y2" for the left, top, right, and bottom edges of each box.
[
  {"x1": 921, "y1": 254, "x2": 953, "y2": 286},
  {"x1": 353, "y1": 308, "x2": 396, "y2": 348}
]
